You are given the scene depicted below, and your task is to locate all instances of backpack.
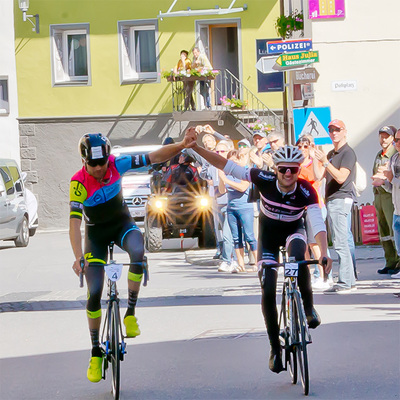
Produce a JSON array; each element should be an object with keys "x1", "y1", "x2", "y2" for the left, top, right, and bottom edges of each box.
[{"x1": 353, "y1": 162, "x2": 367, "y2": 197}]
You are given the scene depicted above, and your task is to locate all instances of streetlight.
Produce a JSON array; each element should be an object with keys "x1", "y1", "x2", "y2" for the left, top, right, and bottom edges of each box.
[{"x1": 18, "y1": 0, "x2": 40, "y2": 34}]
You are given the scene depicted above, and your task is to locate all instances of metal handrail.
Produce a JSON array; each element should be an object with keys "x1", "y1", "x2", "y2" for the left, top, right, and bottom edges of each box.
[{"x1": 168, "y1": 69, "x2": 283, "y2": 132}]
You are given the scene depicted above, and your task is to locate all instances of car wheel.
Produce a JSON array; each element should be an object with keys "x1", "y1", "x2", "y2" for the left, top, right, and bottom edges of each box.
[
  {"x1": 15, "y1": 216, "x2": 30, "y2": 247},
  {"x1": 145, "y1": 214, "x2": 162, "y2": 252}
]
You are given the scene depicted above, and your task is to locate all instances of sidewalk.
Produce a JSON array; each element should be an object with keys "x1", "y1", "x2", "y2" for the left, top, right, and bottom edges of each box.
[{"x1": 185, "y1": 245, "x2": 385, "y2": 266}]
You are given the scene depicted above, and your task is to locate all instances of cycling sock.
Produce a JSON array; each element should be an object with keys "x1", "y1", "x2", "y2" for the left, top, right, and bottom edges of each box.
[
  {"x1": 125, "y1": 289, "x2": 138, "y2": 317},
  {"x1": 90, "y1": 328, "x2": 100, "y2": 348}
]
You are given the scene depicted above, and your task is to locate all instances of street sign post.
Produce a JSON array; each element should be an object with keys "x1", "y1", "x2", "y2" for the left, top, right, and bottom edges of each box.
[
  {"x1": 275, "y1": 50, "x2": 319, "y2": 68},
  {"x1": 267, "y1": 39, "x2": 312, "y2": 55}
]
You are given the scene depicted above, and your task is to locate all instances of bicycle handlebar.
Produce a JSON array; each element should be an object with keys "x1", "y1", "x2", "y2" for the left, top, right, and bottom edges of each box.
[{"x1": 263, "y1": 257, "x2": 328, "y2": 268}]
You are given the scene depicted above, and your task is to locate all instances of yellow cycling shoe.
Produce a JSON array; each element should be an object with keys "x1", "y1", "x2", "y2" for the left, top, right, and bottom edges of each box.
[
  {"x1": 87, "y1": 356, "x2": 103, "y2": 383},
  {"x1": 124, "y1": 315, "x2": 141, "y2": 338}
]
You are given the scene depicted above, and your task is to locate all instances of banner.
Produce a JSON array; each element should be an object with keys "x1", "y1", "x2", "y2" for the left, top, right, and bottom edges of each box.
[
  {"x1": 309, "y1": 0, "x2": 345, "y2": 19},
  {"x1": 359, "y1": 205, "x2": 380, "y2": 244}
]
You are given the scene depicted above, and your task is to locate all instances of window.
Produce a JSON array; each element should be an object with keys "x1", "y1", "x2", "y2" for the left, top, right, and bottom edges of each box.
[
  {"x1": 118, "y1": 20, "x2": 159, "y2": 84},
  {"x1": 50, "y1": 24, "x2": 91, "y2": 86},
  {"x1": 0, "y1": 78, "x2": 9, "y2": 114}
]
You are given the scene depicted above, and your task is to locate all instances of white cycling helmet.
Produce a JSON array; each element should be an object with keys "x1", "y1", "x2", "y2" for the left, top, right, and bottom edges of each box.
[{"x1": 272, "y1": 145, "x2": 304, "y2": 165}]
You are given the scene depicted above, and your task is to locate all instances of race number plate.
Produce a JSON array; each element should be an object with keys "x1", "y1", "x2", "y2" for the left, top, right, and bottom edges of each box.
[
  {"x1": 104, "y1": 264, "x2": 123, "y2": 282},
  {"x1": 284, "y1": 263, "x2": 299, "y2": 278}
]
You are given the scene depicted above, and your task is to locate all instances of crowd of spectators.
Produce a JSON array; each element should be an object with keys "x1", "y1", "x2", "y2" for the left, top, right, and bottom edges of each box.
[{"x1": 159, "y1": 121, "x2": 400, "y2": 285}]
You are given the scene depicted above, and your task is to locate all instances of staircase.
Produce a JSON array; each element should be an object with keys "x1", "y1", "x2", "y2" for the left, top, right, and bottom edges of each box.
[{"x1": 169, "y1": 69, "x2": 284, "y2": 135}]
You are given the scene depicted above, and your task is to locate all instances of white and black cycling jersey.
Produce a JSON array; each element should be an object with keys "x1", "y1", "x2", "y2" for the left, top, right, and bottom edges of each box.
[{"x1": 223, "y1": 160, "x2": 326, "y2": 236}]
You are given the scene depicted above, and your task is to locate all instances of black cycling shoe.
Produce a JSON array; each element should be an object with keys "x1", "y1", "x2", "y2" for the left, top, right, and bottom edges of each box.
[
  {"x1": 306, "y1": 307, "x2": 321, "y2": 329},
  {"x1": 377, "y1": 267, "x2": 395, "y2": 274},
  {"x1": 269, "y1": 347, "x2": 284, "y2": 373}
]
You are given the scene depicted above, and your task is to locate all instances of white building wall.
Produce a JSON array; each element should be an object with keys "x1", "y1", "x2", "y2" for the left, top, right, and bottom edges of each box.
[
  {"x1": 310, "y1": 0, "x2": 400, "y2": 204},
  {"x1": 0, "y1": 1, "x2": 20, "y2": 163}
]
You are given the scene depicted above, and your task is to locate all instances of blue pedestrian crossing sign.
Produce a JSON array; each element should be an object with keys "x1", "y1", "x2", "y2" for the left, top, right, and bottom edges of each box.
[{"x1": 293, "y1": 107, "x2": 332, "y2": 145}]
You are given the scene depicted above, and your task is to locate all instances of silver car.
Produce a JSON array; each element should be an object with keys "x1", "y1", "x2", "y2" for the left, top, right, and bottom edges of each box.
[{"x1": 0, "y1": 159, "x2": 30, "y2": 246}]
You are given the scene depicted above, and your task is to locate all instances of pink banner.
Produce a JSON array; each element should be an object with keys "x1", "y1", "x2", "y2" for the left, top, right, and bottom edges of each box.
[{"x1": 309, "y1": 0, "x2": 345, "y2": 19}]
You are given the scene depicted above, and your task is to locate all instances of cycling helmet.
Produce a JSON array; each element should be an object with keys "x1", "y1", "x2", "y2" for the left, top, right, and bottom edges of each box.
[
  {"x1": 79, "y1": 133, "x2": 111, "y2": 165},
  {"x1": 272, "y1": 145, "x2": 304, "y2": 165}
]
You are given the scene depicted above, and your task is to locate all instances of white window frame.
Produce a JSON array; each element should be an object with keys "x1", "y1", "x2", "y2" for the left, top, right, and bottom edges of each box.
[
  {"x1": 118, "y1": 19, "x2": 160, "y2": 84},
  {"x1": 0, "y1": 77, "x2": 10, "y2": 115},
  {"x1": 50, "y1": 23, "x2": 91, "y2": 86}
]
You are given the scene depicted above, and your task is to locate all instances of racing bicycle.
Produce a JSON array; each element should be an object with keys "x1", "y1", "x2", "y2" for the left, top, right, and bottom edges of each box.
[
  {"x1": 274, "y1": 247, "x2": 326, "y2": 396},
  {"x1": 79, "y1": 242, "x2": 149, "y2": 400}
]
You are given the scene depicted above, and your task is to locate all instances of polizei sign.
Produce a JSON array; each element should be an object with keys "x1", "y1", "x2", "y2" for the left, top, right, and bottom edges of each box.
[{"x1": 267, "y1": 39, "x2": 312, "y2": 55}]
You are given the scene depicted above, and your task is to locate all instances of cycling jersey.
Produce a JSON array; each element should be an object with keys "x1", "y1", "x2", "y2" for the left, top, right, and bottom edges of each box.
[{"x1": 69, "y1": 154, "x2": 150, "y2": 225}]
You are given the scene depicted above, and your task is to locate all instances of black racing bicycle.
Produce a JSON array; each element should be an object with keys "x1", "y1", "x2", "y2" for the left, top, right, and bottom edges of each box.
[
  {"x1": 275, "y1": 247, "x2": 326, "y2": 396},
  {"x1": 80, "y1": 242, "x2": 149, "y2": 400}
]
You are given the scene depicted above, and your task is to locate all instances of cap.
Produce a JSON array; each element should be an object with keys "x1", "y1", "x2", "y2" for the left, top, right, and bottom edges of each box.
[
  {"x1": 238, "y1": 138, "x2": 251, "y2": 147},
  {"x1": 252, "y1": 130, "x2": 267, "y2": 138},
  {"x1": 379, "y1": 125, "x2": 396, "y2": 136},
  {"x1": 328, "y1": 119, "x2": 346, "y2": 130}
]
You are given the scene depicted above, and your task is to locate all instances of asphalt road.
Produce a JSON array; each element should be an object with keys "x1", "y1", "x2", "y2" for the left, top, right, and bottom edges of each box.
[{"x1": 0, "y1": 231, "x2": 399, "y2": 400}]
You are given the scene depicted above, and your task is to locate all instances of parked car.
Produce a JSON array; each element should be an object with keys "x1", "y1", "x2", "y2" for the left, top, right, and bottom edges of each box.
[
  {"x1": 0, "y1": 159, "x2": 31, "y2": 246},
  {"x1": 111, "y1": 145, "x2": 162, "y2": 223}
]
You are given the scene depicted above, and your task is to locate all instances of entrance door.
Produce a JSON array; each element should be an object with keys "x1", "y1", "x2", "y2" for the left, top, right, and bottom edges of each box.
[{"x1": 196, "y1": 22, "x2": 240, "y2": 106}]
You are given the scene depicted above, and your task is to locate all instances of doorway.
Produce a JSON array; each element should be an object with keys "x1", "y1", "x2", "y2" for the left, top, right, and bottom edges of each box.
[{"x1": 195, "y1": 20, "x2": 241, "y2": 106}]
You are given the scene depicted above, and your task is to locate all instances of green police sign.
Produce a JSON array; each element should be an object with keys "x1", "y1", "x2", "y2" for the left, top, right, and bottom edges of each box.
[{"x1": 275, "y1": 50, "x2": 319, "y2": 68}]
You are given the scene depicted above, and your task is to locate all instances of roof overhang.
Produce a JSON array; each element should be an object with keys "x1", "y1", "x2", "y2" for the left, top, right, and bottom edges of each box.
[{"x1": 158, "y1": 0, "x2": 247, "y2": 19}]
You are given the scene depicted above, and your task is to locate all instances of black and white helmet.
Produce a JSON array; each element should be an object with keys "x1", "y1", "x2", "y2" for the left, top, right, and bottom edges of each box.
[{"x1": 272, "y1": 145, "x2": 304, "y2": 165}]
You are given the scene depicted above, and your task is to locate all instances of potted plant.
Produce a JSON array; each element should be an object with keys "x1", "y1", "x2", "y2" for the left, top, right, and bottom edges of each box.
[
  {"x1": 275, "y1": 10, "x2": 304, "y2": 38},
  {"x1": 220, "y1": 95, "x2": 248, "y2": 110},
  {"x1": 247, "y1": 120, "x2": 275, "y2": 134},
  {"x1": 162, "y1": 69, "x2": 219, "y2": 82}
]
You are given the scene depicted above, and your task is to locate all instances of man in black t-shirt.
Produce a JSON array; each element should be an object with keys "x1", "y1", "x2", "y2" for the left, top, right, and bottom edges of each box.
[{"x1": 315, "y1": 119, "x2": 357, "y2": 293}]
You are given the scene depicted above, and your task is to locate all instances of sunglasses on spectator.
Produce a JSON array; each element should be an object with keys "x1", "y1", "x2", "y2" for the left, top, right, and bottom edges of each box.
[
  {"x1": 277, "y1": 166, "x2": 300, "y2": 174},
  {"x1": 298, "y1": 144, "x2": 309, "y2": 149},
  {"x1": 238, "y1": 144, "x2": 248, "y2": 148},
  {"x1": 86, "y1": 158, "x2": 108, "y2": 167},
  {"x1": 394, "y1": 138, "x2": 400, "y2": 143},
  {"x1": 216, "y1": 150, "x2": 228, "y2": 154},
  {"x1": 328, "y1": 126, "x2": 343, "y2": 133}
]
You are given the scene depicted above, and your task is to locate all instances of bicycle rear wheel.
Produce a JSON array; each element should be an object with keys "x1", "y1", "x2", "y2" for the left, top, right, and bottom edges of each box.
[
  {"x1": 294, "y1": 291, "x2": 309, "y2": 395},
  {"x1": 110, "y1": 302, "x2": 121, "y2": 400}
]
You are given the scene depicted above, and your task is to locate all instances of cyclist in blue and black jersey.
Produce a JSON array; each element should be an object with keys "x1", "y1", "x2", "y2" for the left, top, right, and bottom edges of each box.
[
  {"x1": 69, "y1": 132, "x2": 197, "y2": 383},
  {"x1": 187, "y1": 126, "x2": 332, "y2": 374}
]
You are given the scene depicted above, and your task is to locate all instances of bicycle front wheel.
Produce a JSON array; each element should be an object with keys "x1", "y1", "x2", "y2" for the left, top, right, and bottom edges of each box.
[
  {"x1": 287, "y1": 290, "x2": 298, "y2": 384},
  {"x1": 294, "y1": 291, "x2": 309, "y2": 395},
  {"x1": 110, "y1": 302, "x2": 121, "y2": 400}
]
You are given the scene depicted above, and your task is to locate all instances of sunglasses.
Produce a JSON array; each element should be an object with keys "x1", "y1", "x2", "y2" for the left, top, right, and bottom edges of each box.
[
  {"x1": 328, "y1": 127, "x2": 342, "y2": 133},
  {"x1": 238, "y1": 144, "x2": 248, "y2": 148},
  {"x1": 216, "y1": 150, "x2": 228, "y2": 154},
  {"x1": 298, "y1": 144, "x2": 309, "y2": 149},
  {"x1": 394, "y1": 138, "x2": 400, "y2": 143},
  {"x1": 277, "y1": 166, "x2": 300, "y2": 174},
  {"x1": 86, "y1": 158, "x2": 108, "y2": 167}
]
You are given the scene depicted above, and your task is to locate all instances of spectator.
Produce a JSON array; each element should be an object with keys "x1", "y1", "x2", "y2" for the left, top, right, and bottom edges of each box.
[
  {"x1": 218, "y1": 150, "x2": 258, "y2": 272},
  {"x1": 383, "y1": 129, "x2": 400, "y2": 278},
  {"x1": 249, "y1": 131, "x2": 269, "y2": 169},
  {"x1": 192, "y1": 47, "x2": 212, "y2": 109},
  {"x1": 371, "y1": 125, "x2": 399, "y2": 274},
  {"x1": 208, "y1": 140, "x2": 238, "y2": 272},
  {"x1": 237, "y1": 138, "x2": 251, "y2": 154},
  {"x1": 174, "y1": 50, "x2": 195, "y2": 111},
  {"x1": 296, "y1": 135, "x2": 329, "y2": 289},
  {"x1": 314, "y1": 119, "x2": 357, "y2": 294},
  {"x1": 262, "y1": 131, "x2": 286, "y2": 170}
]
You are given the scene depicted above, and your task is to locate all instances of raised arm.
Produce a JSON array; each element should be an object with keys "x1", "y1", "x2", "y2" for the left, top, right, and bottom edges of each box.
[{"x1": 192, "y1": 142, "x2": 228, "y2": 170}]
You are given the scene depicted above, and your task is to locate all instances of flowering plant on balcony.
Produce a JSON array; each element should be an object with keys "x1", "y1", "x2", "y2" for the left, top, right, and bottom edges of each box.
[
  {"x1": 247, "y1": 120, "x2": 275, "y2": 134},
  {"x1": 275, "y1": 10, "x2": 304, "y2": 38},
  {"x1": 220, "y1": 95, "x2": 248, "y2": 109},
  {"x1": 161, "y1": 69, "x2": 219, "y2": 79}
]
